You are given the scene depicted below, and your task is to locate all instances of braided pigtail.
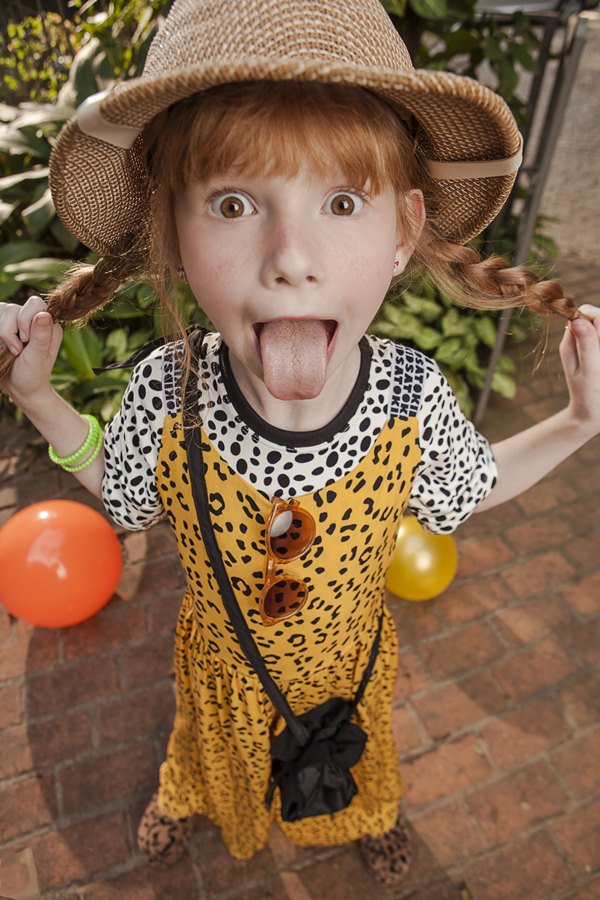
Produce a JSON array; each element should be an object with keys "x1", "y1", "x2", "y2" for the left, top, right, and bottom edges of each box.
[
  {"x1": 411, "y1": 227, "x2": 577, "y2": 319},
  {"x1": 0, "y1": 233, "x2": 147, "y2": 383},
  {"x1": 47, "y1": 236, "x2": 147, "y2": 322}
]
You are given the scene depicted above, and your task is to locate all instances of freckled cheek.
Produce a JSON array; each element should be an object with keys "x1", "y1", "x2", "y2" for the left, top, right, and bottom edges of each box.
[
  {"x1": 345, "y1": 248, "x2": 393, "y2": 294},
  {"x1": 185, "y1": 248, "x2": 239, "y2": 300}
]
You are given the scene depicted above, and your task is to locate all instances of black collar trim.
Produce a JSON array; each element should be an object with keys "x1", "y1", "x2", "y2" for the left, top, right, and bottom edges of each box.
[{"x1": 218, "y1": 337, "x2": 372, "y2": 447}]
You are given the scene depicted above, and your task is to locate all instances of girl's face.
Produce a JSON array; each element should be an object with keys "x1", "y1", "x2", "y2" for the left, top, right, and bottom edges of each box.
[{"x1": 174, "y1": 166, "x2": 420, "y2": 415}]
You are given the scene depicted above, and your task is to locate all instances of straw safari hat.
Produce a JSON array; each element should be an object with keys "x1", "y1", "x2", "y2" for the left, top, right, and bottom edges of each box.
[{"x1": 49, "y1": 0, "x2": 523, "y2": 255}]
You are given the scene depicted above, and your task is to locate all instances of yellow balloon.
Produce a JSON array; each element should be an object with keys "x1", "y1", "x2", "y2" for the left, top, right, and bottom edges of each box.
[{"x1": 386, "y1": 515, "x2": 458, "y2": 602}]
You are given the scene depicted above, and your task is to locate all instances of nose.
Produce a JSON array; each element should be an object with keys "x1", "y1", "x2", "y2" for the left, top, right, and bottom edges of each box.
[{"x1": 261, "y1": 216, "x2": 322, "y2": 289}]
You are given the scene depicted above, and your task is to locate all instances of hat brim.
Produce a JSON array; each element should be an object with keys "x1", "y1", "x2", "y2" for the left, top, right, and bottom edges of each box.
[{"x1": 50, "y1": 58, "x2": 521, "y2": 255}]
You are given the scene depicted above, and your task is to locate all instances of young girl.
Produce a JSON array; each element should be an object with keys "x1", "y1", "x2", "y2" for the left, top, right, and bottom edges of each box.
[{"x1": 1, "y1": 0, "x2": 599, "y2": 886}]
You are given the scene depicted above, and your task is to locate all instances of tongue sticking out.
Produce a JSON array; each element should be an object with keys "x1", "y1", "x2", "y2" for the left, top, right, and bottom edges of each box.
[{"x1": 259, "y1": 319, "x2": 330, "y2": 400}]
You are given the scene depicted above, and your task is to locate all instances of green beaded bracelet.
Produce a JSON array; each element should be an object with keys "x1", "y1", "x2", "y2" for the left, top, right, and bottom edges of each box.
[
  {"x1": 58, "y1": 436, "x2": 103, "y2": 473},
  {"x1": 48, "y1": 415, "x2": 103, "y2": 471},
  {"x1": 48, "y1": 414, "x2": 100, "y2": 465}
]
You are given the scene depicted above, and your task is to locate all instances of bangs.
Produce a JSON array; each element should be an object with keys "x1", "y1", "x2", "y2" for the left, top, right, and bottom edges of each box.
[{"x1": 147, "y1": 81, "x2": 416, "y2": 196}]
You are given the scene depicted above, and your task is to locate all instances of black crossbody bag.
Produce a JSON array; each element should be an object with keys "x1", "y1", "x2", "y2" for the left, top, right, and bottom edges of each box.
[
  {"x1": 181, "y1": 352, "x2": 384, "y2": 823},
  {"x1": 96, "y1": 328, "x2": 383, "y2": 820}
]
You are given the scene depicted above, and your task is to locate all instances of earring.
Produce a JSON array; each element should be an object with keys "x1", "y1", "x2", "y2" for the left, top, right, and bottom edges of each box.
[
  {"x1": 393, "y1": 260, "x2": 400, "y2": 271},
  {"x1": 176, "y1": 264, "x2": 186, "y2": 280}
]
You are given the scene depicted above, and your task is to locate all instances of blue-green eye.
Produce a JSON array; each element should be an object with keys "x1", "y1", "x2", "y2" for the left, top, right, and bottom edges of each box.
[
  {"x1": 325, "y1": 191, "x2": 365, "y2": 216},
  {"x1": 210, "y1": 192, "x2": 255, "y2": 218}
]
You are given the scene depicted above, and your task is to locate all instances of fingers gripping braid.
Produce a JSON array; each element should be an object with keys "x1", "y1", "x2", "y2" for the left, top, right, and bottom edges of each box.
[{"x1": 0, "y1": 235, "x2": 147, "y2": 385}]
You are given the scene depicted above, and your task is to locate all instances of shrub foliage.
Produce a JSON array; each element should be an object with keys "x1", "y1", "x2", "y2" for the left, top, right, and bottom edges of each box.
[{"x1": 1, "y1": 0, "x2": 557, "y2": 420}]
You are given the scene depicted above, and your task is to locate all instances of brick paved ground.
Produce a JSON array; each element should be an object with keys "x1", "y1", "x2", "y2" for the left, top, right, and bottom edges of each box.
[{"x1": 0, "y1": 256, "x2": 598, "y2": 900}]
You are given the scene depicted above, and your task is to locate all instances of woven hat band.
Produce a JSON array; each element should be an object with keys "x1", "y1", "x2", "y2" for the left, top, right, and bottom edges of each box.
[
  {"x1": 50, "y1": 0, "x2": 524, "y2": 251},
  {"x1": 423, "y1": 141, "x2": 523, "y2": 180},
  {"x1": 77, "y1": 91, "x2": 140, "y2": 150},
  {"x1": 77, "y1": 88, "x2": 523, "y2": 183}
]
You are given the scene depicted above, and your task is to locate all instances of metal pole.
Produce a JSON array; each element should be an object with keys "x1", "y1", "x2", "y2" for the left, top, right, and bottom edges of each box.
[
  {"x1": 474, "y1": 13, "x2": 589, "y2": 425},
  {"x1": 484, "y1": 15, "x2": 559, "y2": 246}
]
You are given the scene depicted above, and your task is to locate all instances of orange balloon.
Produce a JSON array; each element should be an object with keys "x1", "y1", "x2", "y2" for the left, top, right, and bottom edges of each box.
[
  {"x1": 0, "y1": 500, "x2": 122, "y2": 628},
  {"x1": 386, "y1": 514, "x2": 458, "y2": 602}
]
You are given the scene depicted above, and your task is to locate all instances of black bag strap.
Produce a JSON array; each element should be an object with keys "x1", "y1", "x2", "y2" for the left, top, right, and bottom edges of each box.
[
  {"x1": 92, "y1": 324, "x2": 207, "y2": 374},
  {"x1": 183, "y1": 354, "x2": 382, "y2": 747},
  {"x1": 350, "y1": 608, "x2": 383, "y2": 715},
  {"x1": 185, "y1": 422, "x2": 310, "y2": 746}
]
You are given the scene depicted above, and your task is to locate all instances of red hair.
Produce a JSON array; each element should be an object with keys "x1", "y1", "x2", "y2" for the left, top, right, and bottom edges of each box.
[
  {"x1": 144, "y1": 81, "x2": 425, "y2": 275},
  {"x1": 0, "y1": 80, "x2": 573, "y2": 387}
]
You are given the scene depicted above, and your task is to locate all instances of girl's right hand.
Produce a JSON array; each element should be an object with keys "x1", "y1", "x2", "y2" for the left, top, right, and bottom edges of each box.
[{"x1": 0, "y1": 296, "x2": 63, "y2": 404}]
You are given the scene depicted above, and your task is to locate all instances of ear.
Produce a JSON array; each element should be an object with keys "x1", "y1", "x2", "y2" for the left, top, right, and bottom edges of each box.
[{"x1": 394, "y1": 190, "x2": 426, "y2": 273}]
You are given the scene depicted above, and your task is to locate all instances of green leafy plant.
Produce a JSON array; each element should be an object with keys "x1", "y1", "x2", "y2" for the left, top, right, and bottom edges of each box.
[
  {"x1": 0, "y1": 37, "x2": 112, "y2": 303},
  {"x1": 382, "y1": 0, "x2": 541, "y2": 121},
  {"x1": 68, "y1": 0, "x2": 169, "y2": 80},
  {"x1": 0, "y1": 12, "x2": 179, "y2": 422},
  {"x1": 49, "y1": 280, "x2": 205, "y2": 422},
  {"x1": 371, "y1": 281, "x2": 525, "y2": 418},
  {"x1": 0, "y1": 0, "x2": 558, "y2": 423},
  {"x1": 0, "y1": 13, "x2": 78, "y2": 103},
  {"x1": 411, "y1": 4, "x2": 541, "y2": 126},
  {"x1": 370, "y1": 215, "x2": 558, "y2": 417},
  {"x1": 376, "y1": 0, "x2": 551, "y2": 410}
]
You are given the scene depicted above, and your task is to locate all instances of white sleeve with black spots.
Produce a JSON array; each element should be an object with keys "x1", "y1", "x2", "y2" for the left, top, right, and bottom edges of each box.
[
  {"x1": 408, "y1": 362, "x2": 497, "y2": 534},
  {"x1": 102, "y1": 349, "x2": 167, "y2": 531}
]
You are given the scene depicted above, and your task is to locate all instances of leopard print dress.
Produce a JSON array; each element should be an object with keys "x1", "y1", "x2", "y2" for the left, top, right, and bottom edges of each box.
[{"x1": 103, "y1": 333, "x2": 496, "y2": 860}]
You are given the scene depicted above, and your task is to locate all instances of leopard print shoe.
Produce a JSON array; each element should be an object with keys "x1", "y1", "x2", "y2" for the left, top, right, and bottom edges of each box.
[
  {"x1": 359, "y1": 812, "x2": 412, "y2": 886},
  {"x1": 137, "y1": 792, "x2": 193, "y2": 865}
]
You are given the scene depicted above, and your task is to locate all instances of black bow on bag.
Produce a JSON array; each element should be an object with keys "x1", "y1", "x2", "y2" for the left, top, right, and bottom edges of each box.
[
  {"x1": 267, "y1": 696, "x2": 368, "y2": 821},
  {"x1": 184, "y1": 357, "x2": 382, "y2": 822}
]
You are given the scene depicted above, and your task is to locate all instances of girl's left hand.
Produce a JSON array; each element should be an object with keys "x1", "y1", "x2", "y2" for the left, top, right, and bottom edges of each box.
[{"x1": 559, "y1": 303, "x2": 600, "y2": 435}]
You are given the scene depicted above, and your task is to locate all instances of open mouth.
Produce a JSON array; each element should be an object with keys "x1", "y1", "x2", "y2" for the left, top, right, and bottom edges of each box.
[
  {"x1": 253, "y1": 319, "x2": 338, "y2": 343},
  {"x1": 253, "y1": 319, "x2": 339, "y2": 400}
]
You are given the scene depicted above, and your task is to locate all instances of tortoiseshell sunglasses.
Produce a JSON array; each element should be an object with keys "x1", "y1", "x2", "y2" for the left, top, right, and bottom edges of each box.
[{"x1": 259, "y1": 498, "x2": 316, "y2": 626}]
